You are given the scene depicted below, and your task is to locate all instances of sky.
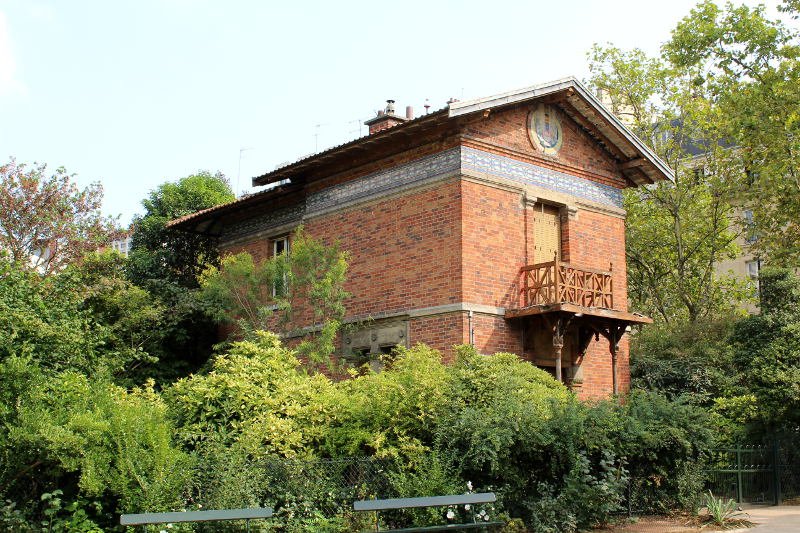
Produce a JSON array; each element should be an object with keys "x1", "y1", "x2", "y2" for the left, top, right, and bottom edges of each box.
[{"x1": 0, "y1": 0, "x2": 792, "y2": 225}]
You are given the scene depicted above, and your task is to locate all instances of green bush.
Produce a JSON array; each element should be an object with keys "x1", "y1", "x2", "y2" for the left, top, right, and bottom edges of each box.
[{"x1": 9, "y1": 372, "x2": 191, "y2": 524}]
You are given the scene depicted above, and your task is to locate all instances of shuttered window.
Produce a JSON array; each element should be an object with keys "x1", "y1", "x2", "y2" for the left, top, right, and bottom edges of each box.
[{"x1": 532, "y1": 203, "x2": 561, "y2": 263}]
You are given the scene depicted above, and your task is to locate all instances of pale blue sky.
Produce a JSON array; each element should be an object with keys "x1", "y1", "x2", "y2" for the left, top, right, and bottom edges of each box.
[{"x1": 0, "y1": 0, "x2": 790, "y2": 224}]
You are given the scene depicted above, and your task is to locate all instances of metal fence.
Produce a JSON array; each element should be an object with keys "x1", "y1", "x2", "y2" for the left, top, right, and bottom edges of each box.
[{"x1": 707, "y1": 437, "x2": 800, "y2": 505}]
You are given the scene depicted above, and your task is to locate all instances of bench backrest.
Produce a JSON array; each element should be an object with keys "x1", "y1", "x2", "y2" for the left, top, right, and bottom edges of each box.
[
  {"x1": 354, "y1": 492, "x2": 496, "y2": 512},
  {"x1": 120, "y1": 507, "x2": 273, "y2": 526}
]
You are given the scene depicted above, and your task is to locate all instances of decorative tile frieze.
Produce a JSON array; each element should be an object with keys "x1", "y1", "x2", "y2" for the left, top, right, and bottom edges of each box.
[
  {"x1": 460, "y1": 147, "x2": 623, "y2": 209},
  {"x1": 223, "y1": 146, "x2": 622, "y2": 241},
  {"x1": 221, "y1": 204, "x2": 304, "y2": 241},
  {"x1": 306, "y1": 148, "x2": 461, "y2": 214}
]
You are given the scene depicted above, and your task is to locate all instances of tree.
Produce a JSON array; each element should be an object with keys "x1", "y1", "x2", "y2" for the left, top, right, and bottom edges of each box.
[
  {"x1": 127, "y1": 171, "x2": 234, "y2": 288},
  {"x1": 199, "y1": 227, "x2": 350, "y2": 365},
  {"x1": 726, "y1": 268, "x2": 800, "y2": 433},
  {"x1": 124, "y1": 171, "x2": 235, "y2": 382},
  {"x1": 588, "y1": 45, "x2": 748, "y2": 322},
  {"x1": 0, "y1": 158, "x2": 118, "y2": 276},
  {"x1": 663, "y1": 1, "x2": 800, "y2": 266}
]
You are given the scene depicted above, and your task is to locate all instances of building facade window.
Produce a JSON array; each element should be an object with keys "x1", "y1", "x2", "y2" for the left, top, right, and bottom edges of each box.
[
  {"x1": 746, "y1": 259, "x2": 760, "y2": 280},
  {"x1": 743, "y1": 210, "x2": 758, "y2": 244},
  {"x1": 272, "y1": 235, "x2": 290, "y2": 297}
]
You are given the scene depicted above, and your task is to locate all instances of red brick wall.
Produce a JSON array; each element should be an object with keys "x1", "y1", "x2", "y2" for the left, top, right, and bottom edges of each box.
[
  {"x1": 304, "y1": 179, "x2": 463, "y2": 318},
  {"x1": 409, "y1": 313, "x2": 467, "y2": 364},
  {"x1": 460, "y1": 180, "x2": 526, "y2": 309},
  {"x1": 462, "y1": 105, "x2": 626, "y2": 188}
]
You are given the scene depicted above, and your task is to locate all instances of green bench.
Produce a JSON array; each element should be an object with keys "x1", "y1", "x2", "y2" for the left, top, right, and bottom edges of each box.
[
  {"x1": 354, "y1": 492, "x2": 504, "y2": 532},
  {"x1": 120, "y1": 507, "x2": 273, "y2": 531}
]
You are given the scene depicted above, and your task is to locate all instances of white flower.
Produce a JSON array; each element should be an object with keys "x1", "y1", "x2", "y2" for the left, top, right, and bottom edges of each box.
[
  {"x1": 446, "y1": 510, "x2": 455, "y2": 520},
  {"x1": 197, "y1": 504, "x2": 203, "y2": 508},
  {"x1": 167, "y1": 525, "x2": 174, "y2": 529},
  {"x1": 479, "y1": 510, "x2": 486, "y2": 517},
  {"x1": 464, "y1": 504, "x2": 471, "y2": 511},
  {"x1": 466, "y1": 481, "x2": 473, "y2": 491},
  {"x1": 484, "y1": 515, "x2": 490, "y2": 521},
  {"x1": 160, "y1": 530, "x2": 167, "y2": 533}
]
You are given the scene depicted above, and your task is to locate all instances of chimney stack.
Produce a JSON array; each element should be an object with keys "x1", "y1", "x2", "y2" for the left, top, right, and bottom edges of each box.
[
  {"x1": 364, "y1": 99, "x2": 409, "y2": 135},
  {"x1": 406, "y1": 106, "x2": 414, "y2": 120}
]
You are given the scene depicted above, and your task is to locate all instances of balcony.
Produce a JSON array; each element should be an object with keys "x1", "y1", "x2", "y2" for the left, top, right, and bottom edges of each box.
[{"x1": 517, "y1": 257, "x2": 614, "y2": 310}]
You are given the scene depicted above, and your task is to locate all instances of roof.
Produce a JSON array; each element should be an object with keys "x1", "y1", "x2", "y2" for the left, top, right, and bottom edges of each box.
[{"x1": 168, "y1": 77, "x2": 674, "y2": 232}]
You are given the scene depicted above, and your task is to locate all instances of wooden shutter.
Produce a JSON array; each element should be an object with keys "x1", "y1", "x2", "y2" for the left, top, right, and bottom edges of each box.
[{"x1": 532, "y1": 204, "x2": 561, "y2": 264}]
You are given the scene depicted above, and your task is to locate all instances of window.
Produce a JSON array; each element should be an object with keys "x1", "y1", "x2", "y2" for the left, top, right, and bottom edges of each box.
[
  {"x1": 272, "y1": 236, "x2": 290, "y2": 297},
  {"x1": 112, "y1": 236, "x2": 132, "y2": 257},
  {"x1": 746, "y1": 260, "x2": 760, "y2": 280},
  {"x1": 743, "y1": 210, "x2": 758, "y2": 244}
]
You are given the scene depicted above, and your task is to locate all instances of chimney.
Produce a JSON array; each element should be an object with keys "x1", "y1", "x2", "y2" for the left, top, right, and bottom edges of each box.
[{"x1": 364, "y1": 99, "x2": 409, "y2": 135}]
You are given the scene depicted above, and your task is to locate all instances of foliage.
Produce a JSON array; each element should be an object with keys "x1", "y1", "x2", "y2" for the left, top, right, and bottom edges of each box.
[
  {"x1": 588, "y1": 43, "x2": 750, "y2": 323},
  {"x1": 0, "y1": 252, "x2": 169, "y2": 383},
  {"x1": 200, "y1": 227, "x2": 349, "y2": 365},
  {"x1": 702, "y1": 490, "x2": 750, "y2": 528},
  {"x1": 728, "y1": 268, "x2": 800, "y2": 432},
  {"x1": 614, "y1": 390, "x2": 717, "y2": 513},
  {"x1": 630, "y1": 316, "x2": 738, "y2": 405},
  {"x1": 324, "y1": 344, "x2": 449, "y2": 461},
  {"x1": 0, "y1": 257, "x2": 102, "y2": 375},
  {"x1": 526, "y1": 451, "x2": 626, "y2": 533},
  {"x1": 663, "y1": 1, "x2": 800, "y2": 267},
  {"x1": 435, "y1": 346, "x2": 570, "y2": 493},
  {"x1": 127, "y1": 171, "x2": 234, "y2": 289},
  {"x1": 167, "y1": 331, "x2": 336, "y2": 456},
  {"x1": 9, "y1": 373, "x2": 191, "y2": 516},
  {"x1": 0, "y1": 158, "x2": 118, "y2": 276},
  {"x1": 125, "y1": 171, "x2": 235, "y2": 382}
]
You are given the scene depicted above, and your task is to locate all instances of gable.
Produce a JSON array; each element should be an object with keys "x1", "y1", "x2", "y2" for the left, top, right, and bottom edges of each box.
[{"x1": 461, "y1": 103, "x2": 626, "y2": 189}]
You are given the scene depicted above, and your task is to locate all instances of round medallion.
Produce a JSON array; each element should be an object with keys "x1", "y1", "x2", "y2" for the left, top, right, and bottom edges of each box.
[{"x1": 528, "y1": 104, "x2": 563, "y2": 155}]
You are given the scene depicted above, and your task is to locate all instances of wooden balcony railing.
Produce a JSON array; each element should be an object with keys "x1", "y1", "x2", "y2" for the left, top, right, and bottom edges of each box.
[{"x1": 519, "y1": 255, "x2": 614, "y2": 309}]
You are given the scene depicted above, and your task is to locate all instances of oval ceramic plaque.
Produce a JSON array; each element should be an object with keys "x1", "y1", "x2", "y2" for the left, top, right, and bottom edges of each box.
[{"x1": 528, "y1": 104, "x2": 563, "y2": 155}]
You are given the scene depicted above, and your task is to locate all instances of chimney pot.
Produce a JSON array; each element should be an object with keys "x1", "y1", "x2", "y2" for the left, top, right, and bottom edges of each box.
[
  {"x1": 406, "y1": 106, "x2": 414, "y2": 120},
  {"x1": 385, "y1": 99, "x2": 396, "y2": 115}
]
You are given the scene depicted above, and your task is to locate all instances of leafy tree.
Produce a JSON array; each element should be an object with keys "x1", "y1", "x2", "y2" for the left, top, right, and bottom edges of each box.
[
  {"x1": 588, "y1": 44, "x2": 748, "y2": 323},
  {"x1": 200, "y1": 227, "x2": 350, "y2": 364},
  {"x1": 0, "y1": 252, "x2": 165, "y2": 383},
  {"x1": 0, "y1": 158, "x2": 118, "y2": 276},
  {"x1": 630, "y1": 316, "x2": 738, "y2": 405},
  {"x1": 126, "y1": 171, "x2": 235, "y2": 381},
  {"x1": 73, "y1": 252, "x2": 167, "y2": 385},
  {"x1": 127, "y1": 171, "x2": 234, "y2": 288},
  {"x1": 727, "y1": 268, "x2": 800, "y2": 433},
  {"x1": 663, "y1": 1, "x2": 800, "y2": 266}
]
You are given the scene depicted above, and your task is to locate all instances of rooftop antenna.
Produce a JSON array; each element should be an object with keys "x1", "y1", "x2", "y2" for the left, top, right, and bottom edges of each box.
[
  {"x1": 236, "y1": 147, "x2": 253, "y2": 197},
  {"x1": 314, "y1": 123, "x2": 328, "y2": 152},
  {"x1": 348, "y1": 118, "x2": 368, "y2": 138}
]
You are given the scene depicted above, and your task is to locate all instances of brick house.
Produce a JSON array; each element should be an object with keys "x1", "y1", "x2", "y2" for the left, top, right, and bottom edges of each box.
[{"x1": 169, "y1": 77, "x2": 672, "y2": 399}]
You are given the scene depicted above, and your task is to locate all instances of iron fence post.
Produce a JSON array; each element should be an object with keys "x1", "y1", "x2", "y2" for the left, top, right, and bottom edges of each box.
[
  {"x1": 773, "y1": 438, "x2": 782, "y2": 505},
  {"x1": 736, "y1": 446, "x2": 743, "y2": 504}
]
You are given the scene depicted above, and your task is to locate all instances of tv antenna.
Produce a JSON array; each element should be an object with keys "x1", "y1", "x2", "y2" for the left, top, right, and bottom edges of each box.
[
  {"x1": 236, "y1": 147, "x2": 253, "y2": 197},
  {"x1": 314, "y1": 123, "x2": 328, "y2": 152}
]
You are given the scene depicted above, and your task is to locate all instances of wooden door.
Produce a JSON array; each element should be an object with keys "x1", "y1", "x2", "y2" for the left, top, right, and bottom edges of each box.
[{"x1": 532, "y1": 203, "x2": 561, "y2": 264}]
